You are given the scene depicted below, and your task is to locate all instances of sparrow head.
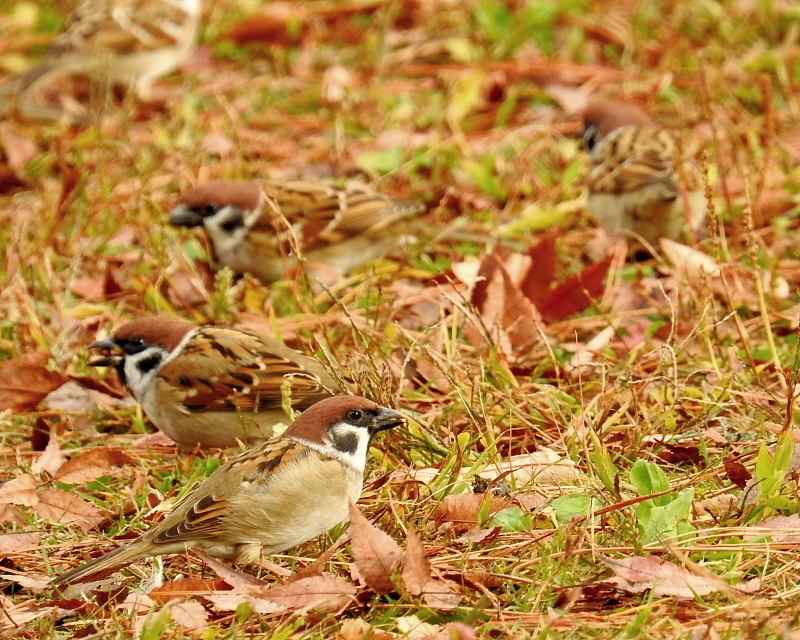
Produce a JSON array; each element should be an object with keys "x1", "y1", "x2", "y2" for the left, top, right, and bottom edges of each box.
[
  {"x1": 170, "y1": 180, "x2": 262, "y2": 237},
  {"x1": 286, "y1": 396, "x2": 404, "y2": 471},
  {"x1": 582, "y1": 101, "x2": 657, "y2": 151},
  {"x1": 89, "y1": 317, "x2": 196, "y2": 392}
]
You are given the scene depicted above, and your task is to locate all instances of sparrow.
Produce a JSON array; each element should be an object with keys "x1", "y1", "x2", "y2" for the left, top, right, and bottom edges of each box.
[
  {"x1": 582, "y1": 100, "x2": 707, "y2": 247},
  {"x1": 169, "y1": 179, "x2": 424, "y2": 283},
  {"x1": 51, "y1": 395, "x2": 404, "y2": 586},
  {"x1": 89, "y1": 316, "x2": 341, "y2": 448},
  {"x1": 0, "y1": 0, "x2": 201, "y2": 112}
]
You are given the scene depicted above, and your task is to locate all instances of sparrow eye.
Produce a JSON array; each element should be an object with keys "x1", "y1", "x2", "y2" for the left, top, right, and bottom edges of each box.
[
  {"x1": 130, "y1": 337, "x2": 144, "y2": 348},
  {"x1": 346, "y1": 409, "x2": 363, "y2": 422},
  {"x1": 199, "y1": 204, "x2": 218, "y2": 217}
]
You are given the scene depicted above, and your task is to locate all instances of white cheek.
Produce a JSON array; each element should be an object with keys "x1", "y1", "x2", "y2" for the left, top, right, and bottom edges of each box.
[{"x1": 123, "y1": 347, "x2": 166, "y2": 401}]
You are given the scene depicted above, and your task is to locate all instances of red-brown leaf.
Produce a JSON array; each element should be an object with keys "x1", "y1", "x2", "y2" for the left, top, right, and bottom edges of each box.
[
  {"x1": 0, "y1": 352, "x2": 67, "y2": 412},
  {"x1": 55, "y1": 448, "x2": 135, "y2": 485},
  {"x1": 538, "y1": 255, "x2": 613, "y2": 322},
  {"x1": 348, "y1": 502, "x2": 404, "y2": 594},
  {"x1": 401, "y1": 523, "x2": 430, "y2": 596}
]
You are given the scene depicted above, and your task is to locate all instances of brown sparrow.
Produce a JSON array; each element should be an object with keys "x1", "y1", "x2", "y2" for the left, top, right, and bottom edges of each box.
[
  {"x1": 89, "y1": 317, "x2": 341, "y2": 448},
  {"x1": 2, "y1": 0, "x2": 201, "y2": 106},
  {"x1": 51, "y1": 395, "x2": 404, "y2": 585},
  {"x1": 169, "y1": 179, "x2": 424, "y2": 283},
  {"x1": 582, "y1": 100, "x2": 706, "y2": 247}
]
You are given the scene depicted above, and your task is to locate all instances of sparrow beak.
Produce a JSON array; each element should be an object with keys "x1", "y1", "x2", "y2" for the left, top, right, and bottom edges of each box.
[
  {"x1": 88, "y1": 338, "x2": 124, "y2": 367},
  {"x1": 369, "y1": 407, "x2": 405, "y2": 434},
  {"x1": 169, "y1": 205, "x2": 205, "y2": 227}
]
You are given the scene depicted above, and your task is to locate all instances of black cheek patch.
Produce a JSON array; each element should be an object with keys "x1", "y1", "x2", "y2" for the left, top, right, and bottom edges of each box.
[
  {"x1": 136, "y1": 355, "x2": 162, "y2": 375},
  {"x1": 332, "y1": 432, "x2": 359, "y2": 455},
  {"x1": 221, "y1": 218, "x2": 244, "y2": 233}
]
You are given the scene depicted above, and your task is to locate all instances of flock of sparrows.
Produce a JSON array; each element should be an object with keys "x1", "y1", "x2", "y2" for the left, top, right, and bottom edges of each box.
[{"x1": 1, "y1": 0, "x2": 709, "y2": 589}]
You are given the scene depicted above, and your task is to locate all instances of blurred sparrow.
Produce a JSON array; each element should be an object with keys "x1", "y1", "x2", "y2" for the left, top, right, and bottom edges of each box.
[
  {"x1": 2, "y1": 0, "x2": 201, "y2": 107},
  {"x1": 583, "y1": 100, "x2": 706, "y2": 247},
  {"x1": 52, "y1": 395, "x2": 404, "y2": 585},
  {"x1": 169, "y1": 179, "x2": 424, "y2": 283},
  {"x1": 89, "y1": 317, "x2": 340, "y2": 448}
]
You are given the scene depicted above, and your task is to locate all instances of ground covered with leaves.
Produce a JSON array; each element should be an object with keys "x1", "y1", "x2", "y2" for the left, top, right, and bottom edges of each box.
[{"x1": 1, "y1": 0, "x2": 800, "y2": 637}]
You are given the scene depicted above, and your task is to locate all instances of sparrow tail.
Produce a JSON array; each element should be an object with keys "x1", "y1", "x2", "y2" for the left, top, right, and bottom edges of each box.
[{"x1": 50, "y1": 539, "x2": 149, "y2": 587}]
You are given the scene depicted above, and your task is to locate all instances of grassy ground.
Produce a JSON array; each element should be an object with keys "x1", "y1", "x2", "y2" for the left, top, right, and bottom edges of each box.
[{"x1": 1, "y1": 0, "x2": 800, "y2": 637}]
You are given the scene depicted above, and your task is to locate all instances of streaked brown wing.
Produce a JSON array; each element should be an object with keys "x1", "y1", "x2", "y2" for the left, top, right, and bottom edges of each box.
[
  {"x1": 158, "y1": 328, "x2": 332, "y2": 414},
  {"x1": 152, "y1": 439, "x2": 306, "y2": 544},
  {"x1": 253, "y1": 181, "x2": 421, "y2": 252},
  {"x1": 59, "y1": 0, "x2": 194, "y2": 55},
  {"x1": 588, "y1": 127, "x2": 679, "y2": 197}
]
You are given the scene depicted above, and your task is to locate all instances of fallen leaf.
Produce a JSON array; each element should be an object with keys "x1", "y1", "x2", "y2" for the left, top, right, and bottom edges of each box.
[
  {"x1": 31, "y1": 433, "x2": 66, "y2": 477},
  {"x1": 0, "y1": 352, "x2": 68, "y2": 412},
  {"x1": 253, "y1": 575, "x2": 357, "y2": 612},
  {"x1": 724, "y1": 458, "x2": 752, "y2": 489},
  {"x1": 422, "y1": 576, "x2": 463, "y2": 609},
  {"x1": 338, "y1": 618, "x2": 396, "y2": 640},
  {"x1": 539, "y1": 255, "x2": 613, "y2": 322},
  {"x1": 204, "y1": 593, "x2": 284, "y2": 614},
  {"x1": 435, "y1": 493, "x2": 511, "y2": 526},
  {"x1": 0, "y1": 504, "x2": 28, "y2": 525},
  {"x1": 746, "y1": 515, "x2": 800, "y2": 543},
  {"x1": 0, "y1": 474, "x2": 38, "y2": 507},
  {"x1": 169, "y1": 600, "x2": 209, "y2": 633},
  {"x1": 55, "y1": 448, "x2": 135, "y2": 484},
  {"x1": 395, "y1": 614, "x2": 443, "y2": 639},
  {"x1": 348, "y1": 502, "x2": 404, "y2": 594},
  {"x1": 601, "y1": 555, "x2": 724, "y2": 599},
  {"x1": 401, "y1": 524, "x2": 430, "y2": 596},
  {"x1": 33, "y1": 489, "x2": 108, "y2": 531},
  {"x1": 0, "y1": 122, "x2": 37, "y2": 175},
  {"x1": 193, "y1": 550, "x2": 267, "y2": 589},
  {"x1": 0, "y1": 532, "x2": 40, "y2": 554},
  {"x1": 149, "y1": 577, "x2": 229, "y2": 603}
]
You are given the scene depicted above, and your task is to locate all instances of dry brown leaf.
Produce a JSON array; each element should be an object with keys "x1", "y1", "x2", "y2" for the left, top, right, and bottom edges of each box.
[
  {"x1": 204, "y1": 593, "x2": 284, "y2": 614},
  {"x1": 395, "y1": 614, "x2": 443, "y2": 639},
  {"x1": 0, "y1": 532, "x2": 40, "y2": 554},
  {"x1": 0, "y1": 352, "x2": 67, "y2": 412},
  {"x1": 435, "y1": 493, "x2": 512, "y2": 526},
  {"x1": 149, "y1": 577, "x2": 229, "y2": 603},
  {"x1": 55, "y1": 448, "x2": 135, "y2": 485},
  {"x1": 746, "y1": 515, "x2": 800, "y2": 543},
  {"x1": 348, "y1": 502, "x2": 404, "y2": 594},
  {"x1": 31, "y1": 433, "x2": 66, "y2": 477},
  {"x1": 0, "y1": 504, "x2": 28, "y2": 525},
  {"x1": 401, "y1": 524, "x2": 430, "y2": 596},
  {"x1": 33, "y1": 489, "x2": 108, "y2": 531},
  {"x1": 193, "y1": 550, "x2": 268, "y2": 589},
  {"x1": 0, "y1": 122, "x2": 37, "y2": 175},
  {"x1": 338, "y1": 618, "x2": 396, "y2": 640},
  {"x1": 422, "y1": 577, "x2": 463, "y2": 609},
  {"x1": 601, "y1": 555, "x2": 724, "y2": 599},
  {"x1": 0, "y1": 594, "x2": 70, "y2": 629},
  {"x1": 169, "y1": 600, "x2": 209, "y2": 633},
  {"x1": 0, "y1": 474, "x2": 38, "y2": 507},
  {"x1": 253, "y1": 575, "x2": 357, "y2": 612},
  {"x1": 539, "y1": 255, "x2": 613, "y2": 323}
]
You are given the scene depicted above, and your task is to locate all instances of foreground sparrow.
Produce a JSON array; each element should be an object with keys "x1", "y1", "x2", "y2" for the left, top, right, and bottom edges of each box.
[
  {"x1": 52, "y1": 395, "x2": 404, "y2": 586},
  {"x1": 582, "y1": 100, "x2": 706, "y2": 247},
  {"x1": 90, "y1": 317, "x2": 340, "y2": 448},
  {"x1": 169, "y1": 179, "x2": 424, "y2": 283},
  {"x1": 1, "y1": 0, "x2": 201, "y2": 110}
]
